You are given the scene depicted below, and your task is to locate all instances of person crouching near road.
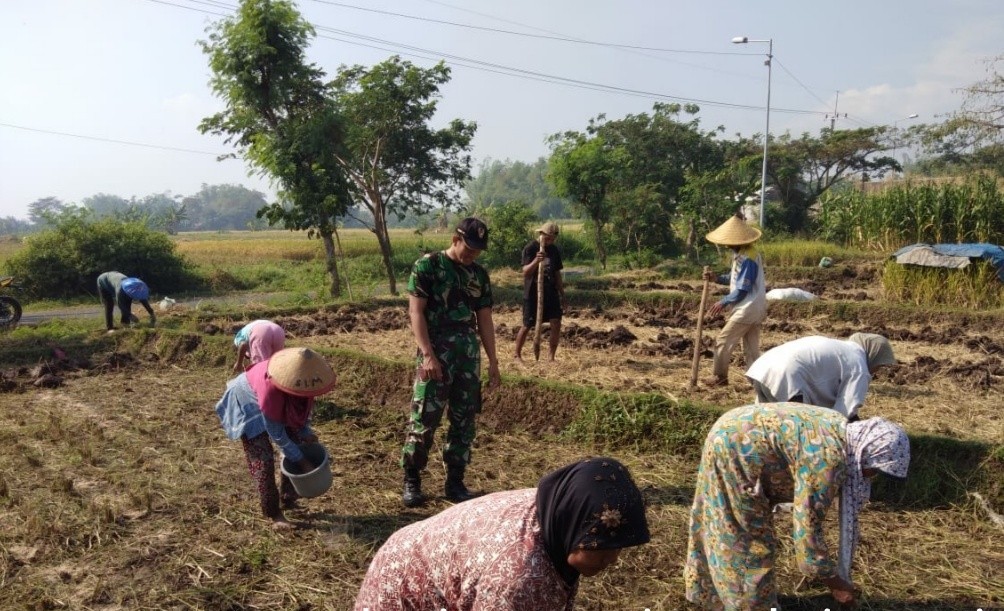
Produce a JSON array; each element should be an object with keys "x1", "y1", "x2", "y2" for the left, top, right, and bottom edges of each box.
[
  {"x1": 745, "y1": 333, "x2": 897, "y2": 421},
  {"x1": 233, "y1": 319, "x2": 286, "y2": 372},
  {"x1": 684, "y1": 403, "x2": 910, "y2": 609},
  {"x1": 214, "y1": 347, "x2": 336, "y2": 530},
  {"x1": 400, "y1": 217, "x2": 501, "y2": 508},
  {"x1": 355, "y1": 457, "x2": 651, "y2": 611},
  {"x1": 97, "y1": 271, "x2": 156, "y2": 332},
  {"x1": 702, "y1": 213, "x2": 766, "y2": 386},
  {"x1": 514, "y1": 221, "x2": 565, "y2": 361}
]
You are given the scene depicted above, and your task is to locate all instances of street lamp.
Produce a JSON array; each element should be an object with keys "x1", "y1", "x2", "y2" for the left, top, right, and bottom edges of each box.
[
  {"x1": 892, "y1": 113, "x2": 919, "y2": 166},
  {"x1": 732, "y1": 35, "x2": 772, "y2": 229}
]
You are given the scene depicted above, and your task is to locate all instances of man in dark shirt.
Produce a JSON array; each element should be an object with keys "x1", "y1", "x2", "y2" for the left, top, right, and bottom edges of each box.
[{"x1": 514, "y1": 222, "x2": 565, "y2": 361}]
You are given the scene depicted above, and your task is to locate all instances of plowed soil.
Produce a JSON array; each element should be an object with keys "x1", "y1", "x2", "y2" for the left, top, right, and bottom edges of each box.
[{"x1": 1, "y1": 262, "x2": 1002, "y2": 610}]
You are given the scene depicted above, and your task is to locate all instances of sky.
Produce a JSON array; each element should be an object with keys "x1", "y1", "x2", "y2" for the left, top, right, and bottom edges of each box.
[{"x1": 1, "y1": 0, "x2": 1001, "y2": 220}]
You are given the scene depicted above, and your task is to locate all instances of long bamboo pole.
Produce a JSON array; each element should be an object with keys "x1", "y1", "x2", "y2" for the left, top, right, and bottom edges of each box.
[
  {"x1": 532, "y1": 239, "x2": 546, "y2": 361},
  {"x1": 689, "y1": 266, "x2": 712, "y2": 388}
]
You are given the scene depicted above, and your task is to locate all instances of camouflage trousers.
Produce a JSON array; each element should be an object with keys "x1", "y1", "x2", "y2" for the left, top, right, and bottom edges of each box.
[{"x1": 401, "y1": 331, "x2": 482, "y2": 471}]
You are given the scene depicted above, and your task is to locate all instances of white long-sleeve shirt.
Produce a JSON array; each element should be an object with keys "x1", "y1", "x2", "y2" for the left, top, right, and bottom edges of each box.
[{"x1": 745, "y1": 336, "x2": 871, "y2": 418}]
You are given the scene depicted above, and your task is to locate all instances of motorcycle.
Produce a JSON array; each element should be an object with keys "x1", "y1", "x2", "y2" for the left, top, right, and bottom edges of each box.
[{"x1": 0, "y1": 276, "x2": 23, "y2": 330}]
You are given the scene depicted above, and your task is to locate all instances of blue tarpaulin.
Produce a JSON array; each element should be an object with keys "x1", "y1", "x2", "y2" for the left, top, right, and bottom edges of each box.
[{"x1": 891, "y1": 243, "x2": 1004, "y2": 282}]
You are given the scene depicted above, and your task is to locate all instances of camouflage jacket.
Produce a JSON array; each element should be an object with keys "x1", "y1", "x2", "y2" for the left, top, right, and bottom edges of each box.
[{"x1": 407, "y1": 251, "x2": 493, "y2": 339}]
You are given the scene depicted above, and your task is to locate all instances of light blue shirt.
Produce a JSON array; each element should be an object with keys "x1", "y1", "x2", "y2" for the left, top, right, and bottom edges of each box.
[{"x1": 214, "y1": 373, "x2": 312, "y2": 462}]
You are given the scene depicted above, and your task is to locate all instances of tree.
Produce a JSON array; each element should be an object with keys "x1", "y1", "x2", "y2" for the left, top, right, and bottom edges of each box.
[
  {"x1": 547, "y1": 134, "x2": 624, "y2": 268},
  {"x1": 330, "y1": 56, "x2": 476, "y2": 295},
  {"x1": 587, "y1": 103, "x2": 725, "y2": 256},
  {"x1": 677, "y1": 139, "x2": 761, "y2": 259},
  {"x1": 83, "y1": 193, "x2": 131, "y2": 218},
  {"x1": 913, "y1": 55, "x2": 1004, "y2": 177},
  {"x1": 27, "y1": 197, "x2": 67, "y2": 227},
  {"x1": 477, "y1": 200, "x2": 538, "y2": 270},
  {"x1": 199, "y1": 0, "x2": 350, "y2": 296},
  {"x1": 767, "y1": 128, "x2": 899, "y2": 233},
  {"x1": 957, "y1": 53, "x2": 1004, "y2": 138},
  {"x1": 5, "y1": 211, "x2": 193, "y2": 300},
  {"x1": 464, "y1": 158, "x2": 571, "y2": 219}
]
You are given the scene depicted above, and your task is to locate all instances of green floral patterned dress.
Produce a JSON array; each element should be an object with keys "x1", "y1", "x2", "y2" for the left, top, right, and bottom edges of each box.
[{"x1": 684, "y1": 403, "x2": 848, "y2": 610}]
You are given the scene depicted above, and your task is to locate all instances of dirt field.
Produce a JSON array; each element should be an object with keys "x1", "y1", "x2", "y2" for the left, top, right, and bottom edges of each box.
[{"x1": 1, "y1": 262, "x2": 1002, "y2": 610}]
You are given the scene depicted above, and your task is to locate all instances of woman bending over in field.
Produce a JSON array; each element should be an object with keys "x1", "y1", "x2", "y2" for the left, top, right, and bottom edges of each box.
[
  {"x1": 684, "y1": 403, "x2": 910, "y2": 609},
  {"x1": 354, "y1": 457, "x2": 651, "y2": 610},
  {"x1": 214, "y1": 347, "x2": 336, "y2": 530},
  {"x1": 232, "y1": 319, "x2": 286, "y2": 372}
]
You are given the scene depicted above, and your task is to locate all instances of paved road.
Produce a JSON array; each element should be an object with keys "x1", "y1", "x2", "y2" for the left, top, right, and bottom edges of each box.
[{"x1": 17, "y1": 293, "x2": 293, "y2": 327}]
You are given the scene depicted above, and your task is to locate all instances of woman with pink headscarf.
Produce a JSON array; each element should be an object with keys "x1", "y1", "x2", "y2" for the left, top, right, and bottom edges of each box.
[{"x1": 233, "y1": 319, "x2": 286, "y2": 372}]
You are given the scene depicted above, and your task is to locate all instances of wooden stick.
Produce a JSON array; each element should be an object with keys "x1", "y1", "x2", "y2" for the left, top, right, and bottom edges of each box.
[
  {"x1": 690, "y1": 266, "x2": 712, "y2": 388},
  {"x1": 533, "y1": 238, "x2": 546, "y2": 361}
]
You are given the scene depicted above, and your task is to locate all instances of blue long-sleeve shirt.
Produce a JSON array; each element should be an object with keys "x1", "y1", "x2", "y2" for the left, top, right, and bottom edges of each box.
[{"x1": 716, "y1": 256, "x2": 759, "y2": 307}]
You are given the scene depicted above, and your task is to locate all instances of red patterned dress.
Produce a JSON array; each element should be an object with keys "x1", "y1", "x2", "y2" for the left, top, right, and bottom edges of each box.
[{"x1": 354, "y1": 488, "x2": 576, "y2": 611}]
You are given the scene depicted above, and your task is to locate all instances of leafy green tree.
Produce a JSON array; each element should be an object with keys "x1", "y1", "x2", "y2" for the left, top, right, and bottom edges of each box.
[
  {"x1": 199, "y1": 0, "x2": 351, "y2": 296},
  {"x1": 330, "y1": 56, "x2": 476, "y2": 294},
  {"x1": 27, "y1": 197, "x2": 68, "y2": 227},
  {"x1": 579, "y1": 104, "x2": 726, "y2": 257},
  {"x1": 677, "y1": 142, "x2": 761, "y2": 260},
  {"x1": 4, "y1": 210, "x2": 193, "y2": 299},
  {"x1": 181, "y1": 184, "x2": 270, "y2": 230},
  {"x1": 767, "y1": 128, "x2": 899, "y2": 233},
  {"x1": 464, "y1": 158, "x2": 570, "y2": 219},
  {"x1": 83, "y1": 193, "x2": 131, "y2": 218},
  {"x1": 547, "y1": 134, "x2": 624, "y2": 268},
  {"x1": 0, "y1": 216, "x2": 31, "y2": 236},
  {"x1": 477, "y1": 200, "x2": 538, "y2": 270}
]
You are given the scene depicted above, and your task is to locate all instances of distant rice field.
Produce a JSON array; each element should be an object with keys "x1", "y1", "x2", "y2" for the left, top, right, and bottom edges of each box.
[{"x1": 172, "y1": 228, "x2": 453, "y2": 265}]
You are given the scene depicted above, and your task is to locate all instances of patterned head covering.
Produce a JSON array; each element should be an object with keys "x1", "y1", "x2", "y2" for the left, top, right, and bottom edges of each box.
[
  {"x1": 838, "y1": 417, "x2": 911, "y2": 580},
  {"x1": 536, "y1": 457, "x2": 650, "y2": 585}
]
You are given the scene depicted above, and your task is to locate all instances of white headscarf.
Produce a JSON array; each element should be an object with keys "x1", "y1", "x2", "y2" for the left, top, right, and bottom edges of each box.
[{"x1": 838, "y1": 417, "x2": 911, "y2": 581}]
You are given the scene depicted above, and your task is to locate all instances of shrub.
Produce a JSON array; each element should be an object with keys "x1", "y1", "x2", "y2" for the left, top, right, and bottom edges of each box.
[
  {"x1": 4, "y1": 212, "x2": 196, "y2": 300},
  {"x1": 478, "y1": 201, "x2": 538, "y2": 270}
]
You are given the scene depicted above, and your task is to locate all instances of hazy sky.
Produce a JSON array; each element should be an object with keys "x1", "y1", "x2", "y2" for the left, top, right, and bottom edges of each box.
[{"x1": 1, "y1": 0, "x2": 1000, "y2": 219}]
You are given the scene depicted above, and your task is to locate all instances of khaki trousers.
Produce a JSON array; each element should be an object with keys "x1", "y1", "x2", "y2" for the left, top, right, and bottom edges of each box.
[{"x1": 712, "y1": 317, "x2": 761, "y2": 380}]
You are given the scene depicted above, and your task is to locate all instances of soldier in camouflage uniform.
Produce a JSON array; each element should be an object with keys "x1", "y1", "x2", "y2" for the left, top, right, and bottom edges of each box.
[{"x1": 400, "y1": 217, "x2": 501, "y2": 507}]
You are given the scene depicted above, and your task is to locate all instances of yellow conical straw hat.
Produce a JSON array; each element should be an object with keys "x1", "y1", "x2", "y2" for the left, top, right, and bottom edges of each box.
[
  {"x1": 705, "y1": 214, "x2": 762, "y2": 246},
  {"x1": 267, "y1": 347, "x2": 336, "y2": 397}
]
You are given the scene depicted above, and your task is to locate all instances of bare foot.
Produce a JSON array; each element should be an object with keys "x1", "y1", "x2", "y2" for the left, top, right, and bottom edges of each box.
[
  {"x1": 513, "y1": 355, "x2": 523, "y2": 362},
  {"x1": 271, "y1": 518, "x2": 296, "y2": 531}
]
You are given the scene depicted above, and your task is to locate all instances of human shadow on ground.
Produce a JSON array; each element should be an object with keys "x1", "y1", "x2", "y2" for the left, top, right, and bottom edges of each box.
[{"x1": 778, "y1": 593, "x2": 999, "y2": 611}]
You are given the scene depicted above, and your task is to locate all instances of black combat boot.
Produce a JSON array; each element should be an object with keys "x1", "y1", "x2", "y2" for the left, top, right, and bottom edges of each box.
[
  {"x1": 444, "y1": 465, "x2": 477, "y2": 503},
  {"x1": 402, "y1": 468, "x2": 426, "y2": 508}
]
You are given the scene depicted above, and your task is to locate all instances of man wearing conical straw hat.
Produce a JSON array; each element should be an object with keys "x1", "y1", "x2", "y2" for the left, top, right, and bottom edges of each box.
[{"x1": 702, "y1": 213, "x2": 767, "y2": 387}]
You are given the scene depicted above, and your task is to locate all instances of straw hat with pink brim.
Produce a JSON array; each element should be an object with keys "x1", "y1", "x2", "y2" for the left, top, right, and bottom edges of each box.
[
  {"x1": 705, "y1": 215, "x2": 762, "y2": 247},
  {"x1": 267, "y1": 347, "x2": 336, "y2": 397}
]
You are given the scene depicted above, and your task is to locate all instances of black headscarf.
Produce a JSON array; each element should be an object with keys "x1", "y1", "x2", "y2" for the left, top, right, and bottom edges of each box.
[{"x1": 535, "y1": 457, "x2": 651, "y2": 585}]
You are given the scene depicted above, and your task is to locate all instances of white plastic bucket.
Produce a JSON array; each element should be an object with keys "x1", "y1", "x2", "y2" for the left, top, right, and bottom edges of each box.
[{"x1": 280, "y1": 442, "x2": 332, "y2": 498}]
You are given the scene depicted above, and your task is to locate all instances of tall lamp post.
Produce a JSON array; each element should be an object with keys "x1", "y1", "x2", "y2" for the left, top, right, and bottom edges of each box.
[
  {"x1": 893, "y1": 113, "x2": 919, "y2": 166},
  {"x1": 733, "y1": 36, "x2": 772, "y2": 229}
]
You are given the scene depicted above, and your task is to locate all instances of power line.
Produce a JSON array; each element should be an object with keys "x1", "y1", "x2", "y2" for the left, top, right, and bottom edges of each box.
[
  {"x1": 139, "y1": 0, "x2": 828, "y2": 118},
  {"x1": 308, "y1": 0, "x2": 757, "y2": 56},
  {"x1": 0, "y1": 122, "x2": 225, "y2": 156},
  {"x1": 773, "y1": 58, "x2": 831, "y2": 108},
  {"x1": 315, "y1": 25, "x2": 823, "y2": 115}
]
